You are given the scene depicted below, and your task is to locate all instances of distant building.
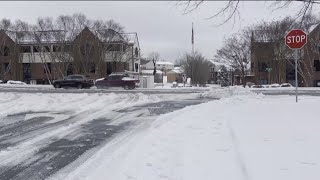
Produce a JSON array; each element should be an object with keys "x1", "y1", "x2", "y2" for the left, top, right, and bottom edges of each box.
[
  {"x1": 250, "y1": 24, "x2": 320, "y2": 87},
  {"x1": 145, "y1": 61, "x2": 174, "y2": 73},
  {"x1": 167, "y1": 66, "x2": 184, "y2": 83},
  {"x1": 0, "y1": 27, "x2": 141, "y2": 84}
]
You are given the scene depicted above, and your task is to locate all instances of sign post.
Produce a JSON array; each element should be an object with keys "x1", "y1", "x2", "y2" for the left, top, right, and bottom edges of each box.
[
  {"x1": 285, "y1": 29, "x2": 307, "y2": 103},
  {"x1": 182, "y1": 74, "x2": 187, "y2": 87}
]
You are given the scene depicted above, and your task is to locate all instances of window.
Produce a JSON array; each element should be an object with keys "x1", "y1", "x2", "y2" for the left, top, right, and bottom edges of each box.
[
  {"x1": 122, "y1": 45, "x2": 127, "y2": 52},
  {"x1": 20, "y1": 46, "x2": 31, "y2": 53},
  {"x1": 210, "y1": 67, "x2": 214, "y2": 73},
  {"x1": 67, "y1": 63, "x2": 73, "y2": 75},
  {"x1": 89, "y1": 63, "x2": 96, "y2": 73},
  {"x1": 52, "y1": 45, "x2": 61, "y2": 52},
  {"x1": 0, "y1": 46, "x2": 9, "y2": 56},
  {"x1": 33, "y1": 46, "x2": 40, "y2": 53},
  {"x1": 251, "y1": 62, "x2": 254, "y2": 72},
  {"x1": 23, "y1": 63, "x2": 31, "y2": 81},
  {"x1": 63, "y1": 45, "x2": 71, "y2": 52},
  {"x1": 80, "y1": 43, "x2": 94, "y2": 56},
  {"x1": 314, "y1": 60, "x2": 320, "y2": 71},
  {"x1": 44, "y1": 63, "x2": 51, "y2": 73},
  {"x1": 71, "y1": 75, "x2": 84, "y2": 80},
  {"x1": 4, "y1": 63, "x2": 10, "y2": 73},
  {"x1": 135, "y1": 47, "x2": 139, "y2": 57},
  {"x1": 258, "y1": 62, "x2": 268, "y2": 72},
  {"x1": 106, "y1": 44, "x2": 121, "y2": 51},
  {"x1": 42, "y1": 46, "x2": 50, "y2": 52},
  {"x1": 107, "y1": 62, "x2": 113, "y2": 75}
]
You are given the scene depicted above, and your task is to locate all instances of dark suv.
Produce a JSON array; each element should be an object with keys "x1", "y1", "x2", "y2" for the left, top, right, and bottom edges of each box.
[
  {"x1": 95, "y1": 73, "x2": 139, "y2": 90},
  {"x1": 53, "y1": 75, "x2": 94, "y2": 89}
]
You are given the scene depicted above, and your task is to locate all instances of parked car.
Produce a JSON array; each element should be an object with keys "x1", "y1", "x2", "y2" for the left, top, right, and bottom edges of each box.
[
  {"x1": 280, "y1": 83, "x2": 293, "y2": 87},
  {"x1": 95, "y1": 73, "x2": 140, "y2": 90},
  {"x1": 0, "y1": 80, "x2": 4, "y2": 84},
  {"x1": 251, "y1": 85, "x2": 263, "y2": 88},
  {"x1": 270, "y1": 83, "x2": 280, "y2": 88},
  {"x1": 53, "y1": 74, "x2": 94, "y2": 89}
]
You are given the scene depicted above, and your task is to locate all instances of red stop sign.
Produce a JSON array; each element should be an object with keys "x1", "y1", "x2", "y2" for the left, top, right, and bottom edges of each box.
[{"x1": 285, "y1": 29, "x2": 307, "y2": 49}]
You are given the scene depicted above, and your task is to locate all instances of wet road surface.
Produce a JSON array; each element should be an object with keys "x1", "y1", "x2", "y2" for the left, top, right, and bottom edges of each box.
[{"x1": 0, "y1": 97, "x2": 212, "y2": 180}]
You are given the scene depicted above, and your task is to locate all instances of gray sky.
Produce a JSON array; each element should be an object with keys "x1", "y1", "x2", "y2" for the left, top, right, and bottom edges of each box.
[{"x1": 0, "y1": 1, "x2": 317, "y2": 62}]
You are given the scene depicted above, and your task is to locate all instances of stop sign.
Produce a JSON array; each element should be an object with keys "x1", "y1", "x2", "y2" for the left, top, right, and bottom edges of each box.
[{"x1": 285, "y1": 29, "x2": 307, "y2": 49}]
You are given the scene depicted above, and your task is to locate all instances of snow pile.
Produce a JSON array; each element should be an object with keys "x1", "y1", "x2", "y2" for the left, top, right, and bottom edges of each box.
[
  {"x1": 201, "y1": 86, "x2": 260, "y2": 99},
  {"x1": 6, "y1": 80, "x2": 27, "y2": 85},
  {"x1": 59, "y1": 94, "x2": 320, "y2": 180}
]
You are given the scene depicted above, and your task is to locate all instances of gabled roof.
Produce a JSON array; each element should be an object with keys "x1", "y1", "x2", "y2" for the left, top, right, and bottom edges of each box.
[
  {"x1": 93, "y1": 28, "x2": 126, "y2": 43},
  {"x1": 2, "y1": 26, "x2": 134, "y2": 45}
]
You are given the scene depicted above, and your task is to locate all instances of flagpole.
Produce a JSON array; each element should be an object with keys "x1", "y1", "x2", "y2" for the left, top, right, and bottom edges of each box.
[{"x1": 192, "y1": 22, "x2": 194, "y2": 55}]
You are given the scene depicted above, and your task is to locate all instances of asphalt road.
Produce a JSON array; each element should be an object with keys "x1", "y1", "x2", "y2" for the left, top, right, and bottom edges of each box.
[
  {"x1": 251, "y1": 89, "x2": 320, "y2": 96},
  {"x1": 0, "y1": 96, "x2": 212, "y2": 180},
  {"x1": 0, "y1": 86, "x2": 209, "y2": 94}
]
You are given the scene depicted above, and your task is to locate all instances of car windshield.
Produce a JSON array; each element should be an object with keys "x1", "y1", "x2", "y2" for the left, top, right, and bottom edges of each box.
[{"x1": 1, "y1": 1, "x2": 318, "y2": 180}]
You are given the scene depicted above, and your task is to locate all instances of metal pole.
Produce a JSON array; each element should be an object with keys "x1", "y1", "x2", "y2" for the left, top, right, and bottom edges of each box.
[{"x1": 295, "y1": 49, "x2": 298, "y2": 103}]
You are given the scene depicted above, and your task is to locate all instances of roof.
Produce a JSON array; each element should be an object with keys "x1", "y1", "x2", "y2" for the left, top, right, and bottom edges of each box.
[
  {"x1": 3, "y1": 27, "x2": 138, "y2": 45},
  {"x1": 141, "y1": 70, "x2": 163, "y2": 74},
  {"x1": 167, "y1": 69, "x2": 182, "y2": 74},
  {"x1": 93, "y1": 28, "x2": 126, "y2": 42},
  {"x1": 308, "y1": 23, "x2": 320, "y2": 34},
  {"x1": 156, "y1": 61, "x2": 174, "y2": 65}
]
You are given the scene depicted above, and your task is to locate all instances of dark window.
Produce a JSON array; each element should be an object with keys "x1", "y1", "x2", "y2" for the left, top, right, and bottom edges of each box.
[
  {"x1": 80, "y1": 43, "x2": 94, "y2": 56},
  {"x1": 314, "y1": 60, "x2": 320, "y2": 71},
  {"x1": 135, "y1": 47, "x2": 139, "y2": 57},
  {"x1": 33, "y1": 46, "x2": 40, "y2": 53},
  {"x1": 122, "y1": 45, "x2": 127, "y2": 52},
  {"x1": 135, "y1": 63, "x2": 138, "y2": 72},
  {"x1": 20, "y1": 46, "x2": 31, "y2": 53},
  {"x1": 52, "y1": 45, "x2": 61, "y2": 52},
  {"x1": 107, "y1": 62, "x2": 112, "y2": 75},
  {"x1": 0, "y1": 46, "x2": 10, "y2": 56},
  {"x1": 106, "y1": 44, "x2": 121, "y2": 51},
  {"x1": 67, "y1": 63, "x2": 73, "y2": 75},
  {"x1": 64, "y1": 45, "x2": 71, "y2": 52},
  {"x1": 251, "y1": 62, "x2": 254, "y2": 73},
  {"x1": 44, "y1": 63, "x2": 51, "y2": 73},
  {"x1": 71, "y1": 75, "x2": 84, "y2": 80},
  {"x1": 89, "y1": 63, "x2": 96, "y2": 73},
  {"x1": 23, "y1": 63, "x2": 31, "y2": 82},
  {"x1": 258, "y1": 62, "x2": 268, "y2": 72},
  {"x1": 42, "y1": 46, "x2": 50, "y2": 52},
  {"x1": 4, "y1": 63, "x2": 10, "y2": 73}
]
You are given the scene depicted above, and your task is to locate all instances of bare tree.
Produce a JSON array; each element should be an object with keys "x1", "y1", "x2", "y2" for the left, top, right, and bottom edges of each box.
[
  {"x1": 147, "y1": 52, "x2": 160, "y2": 75},
  {"x1": 178, "y1": 0, "x2": 320, "y2": 25},
  {"x1": 215, "y1": 32, "x2": 250, "y2": 87},
  {"x1": 178, "y1": 51, "x2": 210, "y2": 86}
]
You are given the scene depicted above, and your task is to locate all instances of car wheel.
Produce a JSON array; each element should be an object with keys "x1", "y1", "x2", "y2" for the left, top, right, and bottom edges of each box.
[
  {"x1": 77, "y1": 83, "x2": 82, "y2": 89},
  {"x1": 124, "y1": 85, "x2": 129, "y2": 90},
  {"x1": 54, "y1": 83, "x2": 61, "y2": 88}
]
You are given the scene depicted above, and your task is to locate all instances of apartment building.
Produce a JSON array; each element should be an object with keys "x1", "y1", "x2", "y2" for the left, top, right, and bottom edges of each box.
[{"x1": 0, "y1": 27, "x2": 140, "y2": 84}]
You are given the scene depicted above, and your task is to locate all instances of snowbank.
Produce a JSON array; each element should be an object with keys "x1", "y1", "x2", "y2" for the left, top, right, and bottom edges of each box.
[
  {"x1": 200, "y1": 86, "x2": 261, "y2": 99},
  {"x1": 58, "y1": 89, "x2": 320, "y2": 180}
]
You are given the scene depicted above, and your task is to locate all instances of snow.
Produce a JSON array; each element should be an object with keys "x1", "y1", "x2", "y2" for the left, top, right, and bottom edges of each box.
[
  {"x1": 54, "y1": 87, "x2": 320, "y2": 180},
  {"x1": 141, "y1": 70, "x2": 163, "y2": 74},
  {"x1": 156, "y1": 61, "x2": 173, "y2": 65},
  {"x1": 7, "y1": 80, "x2": 27, "y2": 85}
]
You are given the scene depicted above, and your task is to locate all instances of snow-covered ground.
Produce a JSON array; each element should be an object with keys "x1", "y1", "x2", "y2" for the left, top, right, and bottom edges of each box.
[{"x1": 53, "y1": 87, "x2": 320, "y2": 180}]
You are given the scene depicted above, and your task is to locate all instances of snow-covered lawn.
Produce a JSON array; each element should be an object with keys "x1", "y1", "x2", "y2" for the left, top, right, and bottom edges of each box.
[{"x1": 56, "y1": 88, "x2": 320, "y2": 180}]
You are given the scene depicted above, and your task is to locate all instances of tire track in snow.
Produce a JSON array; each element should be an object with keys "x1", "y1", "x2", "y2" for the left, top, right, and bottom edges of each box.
[{"x1": 225, "y1": 120, "x2": 252, "y2": 180}]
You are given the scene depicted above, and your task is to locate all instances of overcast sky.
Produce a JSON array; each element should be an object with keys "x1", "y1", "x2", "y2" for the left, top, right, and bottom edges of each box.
[{"x1": 0, "y1": 1, "x2": 317, "y2": 62}]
